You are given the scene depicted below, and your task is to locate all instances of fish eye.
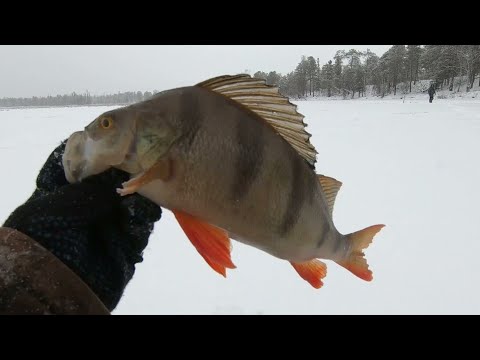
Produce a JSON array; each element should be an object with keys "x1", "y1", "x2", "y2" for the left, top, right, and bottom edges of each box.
[{"x1": 100, "y1": 116, "x2": 113, "y2": 129}]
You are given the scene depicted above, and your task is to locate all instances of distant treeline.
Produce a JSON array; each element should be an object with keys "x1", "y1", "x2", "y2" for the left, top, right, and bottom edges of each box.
[
  {"x1": 0, "y1": 90, "x2": 157, "y2": 108},
  {"x1": 252, "y1": 45, "x2": 480, "y2": 98},
  {"x1": 1, "y1": 45, "x2": 479, "y2": 108}
]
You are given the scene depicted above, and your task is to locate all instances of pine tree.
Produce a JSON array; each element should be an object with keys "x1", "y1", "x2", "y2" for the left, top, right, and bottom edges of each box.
[
  {"x1": 333, "y1": 50, "x2": 344, "y2": 96},
  {"x1": 406, "y1": 45, "x2": 423, "y2": 92},
  {"x1": 321, "y1": 60, "x2": 334, "y2": 97},
  {"x1": 294, "y1": 56, "x2": 309, "y2": 98},
  {"x1": 266, "y1": 71, "x2": 282, "y2": 86}
]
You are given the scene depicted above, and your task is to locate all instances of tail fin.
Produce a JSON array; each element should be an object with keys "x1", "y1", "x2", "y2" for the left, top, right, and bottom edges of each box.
[{"x1": 337, "y1": 224, "x2": 385, "y2": 281}]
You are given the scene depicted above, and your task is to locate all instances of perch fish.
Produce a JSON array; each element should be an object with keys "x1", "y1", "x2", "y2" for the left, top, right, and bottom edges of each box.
[{"x1": 62, "y1": 74, "x2": 384, "y2": 288}]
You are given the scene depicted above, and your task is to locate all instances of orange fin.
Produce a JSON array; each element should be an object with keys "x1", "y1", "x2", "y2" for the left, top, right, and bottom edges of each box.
[
  {"x1": 202, "y1": 256, "x2": 227, "y2": 277},
  {"x1": 337, "y1": 224, "x2": 385, "y2": 281},
  {"x1": 173, "y1": 210, "x2": 236, "y2": 277},
  {"x1": 290, "y1": 259, "x2": 327, "y2": 289}
]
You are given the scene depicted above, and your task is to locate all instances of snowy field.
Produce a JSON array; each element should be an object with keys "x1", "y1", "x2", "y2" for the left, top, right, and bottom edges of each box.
[{"x1": 1, "y1": 97, "x2": 480, "y2": 315}]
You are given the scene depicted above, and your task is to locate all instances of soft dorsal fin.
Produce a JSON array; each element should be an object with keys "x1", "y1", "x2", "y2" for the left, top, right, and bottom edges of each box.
[
  {"x1": 196, "y1": 74, "x2": 318, "y2": 166},
  {"x1": 318, "y1": 175, "x2": 342, "y2": 216}
]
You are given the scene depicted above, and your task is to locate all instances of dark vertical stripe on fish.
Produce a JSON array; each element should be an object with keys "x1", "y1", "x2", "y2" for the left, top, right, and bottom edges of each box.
[
  {"x1": 230, "y1": 113, "x2": 265, "y2": 202},
  {"x1": 178, "y1": 90, "x2": 202, "y2": 149},
  {"x1": 333, "y1": 234, "x2": 343, "y2": 253},
  {"x1": 316, "y1": 225, "x2": 329, "y2": 249},
  {"x1": 305, "y1": 165, "x2": 318, "y2": 206},
  {"x1": 279, "y1": 153, "x2": 304, "y2": 236}
]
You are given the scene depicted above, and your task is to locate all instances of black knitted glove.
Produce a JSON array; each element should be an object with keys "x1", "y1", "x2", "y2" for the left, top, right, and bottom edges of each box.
[{"x1": 3, "y1": 140, "x2": 162, "y2": 312}]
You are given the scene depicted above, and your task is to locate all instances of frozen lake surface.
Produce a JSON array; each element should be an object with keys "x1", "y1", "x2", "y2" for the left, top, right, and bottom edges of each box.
[{"x1": 1, "y1": 97, "x2": 479, "y2": 314}]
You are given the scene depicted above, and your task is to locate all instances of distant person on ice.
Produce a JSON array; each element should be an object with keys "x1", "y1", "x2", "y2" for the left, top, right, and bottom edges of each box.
[{"x1": 428, "y1": 82, "x2": 436, "y2": 103}]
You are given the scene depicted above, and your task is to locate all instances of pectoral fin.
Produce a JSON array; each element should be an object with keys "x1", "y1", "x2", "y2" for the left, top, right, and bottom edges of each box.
[
  {"x1": 116, "y1": 157, "x2": 172, "y2": 196},
  {"x1": 173, "y1": 210, "x2": 236, "y2": 277}
]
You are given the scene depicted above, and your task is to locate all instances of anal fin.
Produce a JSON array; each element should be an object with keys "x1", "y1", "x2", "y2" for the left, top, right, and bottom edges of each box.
[
  {"x1": 290, "y1": 259, "x2": 327, "y2": 289},
  {"x1": 173, "y1": 210, "x2": 236, "y2": 277}
]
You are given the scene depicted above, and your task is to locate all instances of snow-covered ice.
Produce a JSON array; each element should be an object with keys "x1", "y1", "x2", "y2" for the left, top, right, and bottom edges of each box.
[{"x1": 1, "y1": 97, "x2": 479, "y2": 314}]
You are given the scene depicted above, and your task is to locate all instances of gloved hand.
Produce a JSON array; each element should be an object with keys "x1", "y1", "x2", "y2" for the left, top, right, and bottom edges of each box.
[{"x1": 3, "y1": 140, "x2": 162, "y2": 312}]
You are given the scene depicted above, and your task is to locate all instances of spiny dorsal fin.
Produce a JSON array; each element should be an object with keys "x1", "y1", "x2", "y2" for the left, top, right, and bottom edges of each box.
[
  {"x1": 318, "y1": 175, "x2": 342, "y2": 217},
  {"x1": 196, "y1": 74, "x2": 318, "y2": 166}
]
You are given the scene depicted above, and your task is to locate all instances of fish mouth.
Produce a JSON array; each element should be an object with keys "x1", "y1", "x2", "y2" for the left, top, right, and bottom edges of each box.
[
  {"x1": 63, "y1": 131, "x2": 88, "y2": 183},
  {"x1": 63, "y1": 129, "x2": 133, "y2": 183},
  {"x1": 63, "y1": 130, "x2": 112, "y2": 183},
  {"x1": 64, "y1": 158, "x2": 87, "y2": 183}
]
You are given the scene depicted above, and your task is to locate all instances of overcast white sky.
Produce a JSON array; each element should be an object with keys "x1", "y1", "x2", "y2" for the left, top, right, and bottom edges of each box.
[{"x1": 0, "y1": 45, "x2": 391, "y2": 98}]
